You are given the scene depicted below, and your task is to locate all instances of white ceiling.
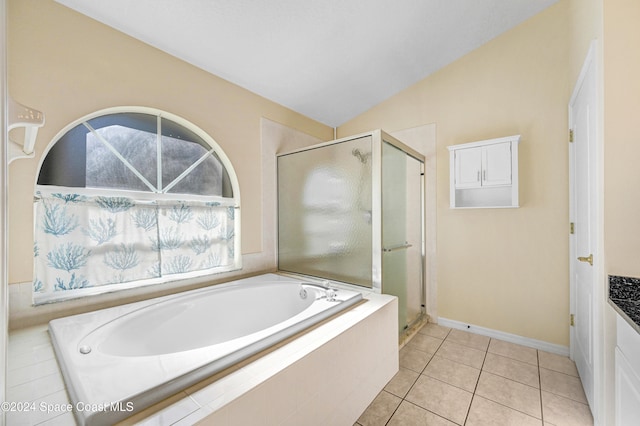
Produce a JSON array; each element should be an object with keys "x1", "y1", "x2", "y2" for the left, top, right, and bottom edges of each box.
[{"x1": 55, "y1": 0, "x2": 559, "y2": 127}]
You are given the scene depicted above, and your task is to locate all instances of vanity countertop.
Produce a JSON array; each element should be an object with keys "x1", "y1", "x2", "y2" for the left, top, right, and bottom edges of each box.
[{"x1": 609, "y1": 275, "x2": 640, "y2": 334}]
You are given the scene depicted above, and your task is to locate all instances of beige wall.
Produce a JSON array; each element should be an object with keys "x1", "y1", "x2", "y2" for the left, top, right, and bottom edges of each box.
[
  {"x1": 569, "y1": 0, "x2": 602, "y2": 83},
  {"x1": 7, "y1": 0, "x2": 333, "y2": 284},
  {"x1": 602, "y1": 0, "x2": 640, "y2": 424},
  {"x1": 339, "y1": 2, "x2": 572, "y2": 346},
  {"x1": 603, "y1": 0, "x2": 640, "y2": 276}
]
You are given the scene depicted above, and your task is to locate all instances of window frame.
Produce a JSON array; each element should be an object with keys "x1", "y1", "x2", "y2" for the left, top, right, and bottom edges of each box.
[{"x1": 33, "y1": 106, "x2": 242, "y2": 304}]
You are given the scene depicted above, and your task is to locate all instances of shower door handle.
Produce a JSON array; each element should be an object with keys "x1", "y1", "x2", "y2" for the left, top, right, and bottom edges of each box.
[{"x1": 383, "y1": 243, "x2": 412, "y2": 252}]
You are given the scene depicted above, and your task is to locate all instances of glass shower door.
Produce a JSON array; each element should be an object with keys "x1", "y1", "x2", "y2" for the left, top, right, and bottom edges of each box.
[{"x1": 382, "y1": 141, "x2": 424, "y2": 333}]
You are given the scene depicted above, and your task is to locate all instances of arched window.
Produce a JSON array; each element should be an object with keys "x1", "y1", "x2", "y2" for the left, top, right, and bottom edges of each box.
[{"x1": 33, "y1": 107, "x2": 241, "y2": 304}]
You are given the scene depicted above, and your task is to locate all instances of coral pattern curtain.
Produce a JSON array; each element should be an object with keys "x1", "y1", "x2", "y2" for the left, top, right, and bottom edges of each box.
[{"x1": 33, "y1": 188, "x2": 235, "y2": 300}]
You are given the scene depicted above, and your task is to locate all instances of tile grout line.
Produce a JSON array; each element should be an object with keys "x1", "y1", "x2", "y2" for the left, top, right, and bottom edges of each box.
[
  {"x1": 538, "y1": 349, "x2": 545, "y2": 424},
  {"x1": 467, "y1": 336, "x2": 546, "y2": 424},
  {"x1": 384, "y1": 325, "x2": 587, "y2": 426},
  {"x1": 417, "y1": 327, "x2": 459, "y2": 425},
  {"x1": 394, "y1": 399, "x2": 458, "y2": 426},
  {"x1": 461, "y1": 337, "x2": 491, "y2": 425},
  {"x1": 382, "y1": 391, "x2": 402, "y2": 426},
  {"x1": 537, "y1": 366, "x2": 592, "y2": 406},
  {"x1": 416, "y1": 327, "x2": 482, "y2": 426},
  {"x1": 475, "y1": 344, "x2": 546, "y2": 422},
  {"x1": 32, "y1": 410, "x2": 70, "y2": 426},
  {"x1": 382, "y1": 326, "x2": 452, "y2": 426}
]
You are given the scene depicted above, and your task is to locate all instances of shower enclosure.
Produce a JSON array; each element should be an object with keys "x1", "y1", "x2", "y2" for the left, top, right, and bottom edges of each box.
[{"x1": 277, "y1": 130, "x2": 425, "y2": 334}]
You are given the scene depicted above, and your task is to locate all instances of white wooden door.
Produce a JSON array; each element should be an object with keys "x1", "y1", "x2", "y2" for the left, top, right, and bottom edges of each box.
[
  {"x1": 569, "y1": 47, "x2": 597, "y2": 411},
  {"x1": 482, "y1": 142, "x2": 512, "y2": 186}
]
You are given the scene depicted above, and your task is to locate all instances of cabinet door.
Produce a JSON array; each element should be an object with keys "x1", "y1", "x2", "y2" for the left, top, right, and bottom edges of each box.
[
  {"x1": 454, "y1": 147, "x2": 482, "y2": 189},
  {"x1": 615, "y1": 347, "x2": 640, "y2": 426},
  {"x1": 482, "y1": 142, "x2": 512, "y2": 186}
]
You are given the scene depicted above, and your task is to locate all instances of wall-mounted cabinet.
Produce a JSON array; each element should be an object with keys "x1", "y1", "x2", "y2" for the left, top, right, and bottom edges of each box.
[{"x1": 448, "y1": 135, "x2": 520, "y2": 208}]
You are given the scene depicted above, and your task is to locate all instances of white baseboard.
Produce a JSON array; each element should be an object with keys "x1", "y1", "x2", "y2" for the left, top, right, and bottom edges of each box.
[{"x1": 437, "y1": 317, "x2": 569, "y2": 357}]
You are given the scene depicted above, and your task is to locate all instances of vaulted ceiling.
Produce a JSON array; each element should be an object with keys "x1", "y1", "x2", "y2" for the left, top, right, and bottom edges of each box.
[{"x1": 55, "y1": 0, "x2": 559, "y2": 127}]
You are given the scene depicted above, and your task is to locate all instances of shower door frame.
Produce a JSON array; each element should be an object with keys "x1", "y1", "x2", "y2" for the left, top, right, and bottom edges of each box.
[{"x1": 276, "y1": 129, "x2": 425, "y2": 311}]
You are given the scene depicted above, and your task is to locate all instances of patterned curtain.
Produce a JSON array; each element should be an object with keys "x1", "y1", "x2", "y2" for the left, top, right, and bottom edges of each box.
[{"x1": 33, "y1": 188, "x2": 237, "y2": 303}]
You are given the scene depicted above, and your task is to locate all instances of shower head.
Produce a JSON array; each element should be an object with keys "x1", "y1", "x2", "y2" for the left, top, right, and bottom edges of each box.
[{"x1": 352, "y1": 148, "x2": 371, "y2": 164}]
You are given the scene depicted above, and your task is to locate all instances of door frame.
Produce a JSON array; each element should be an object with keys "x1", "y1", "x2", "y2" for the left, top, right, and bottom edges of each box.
[
  {"x1": 1, "y1": 1, "x2": 8, "y2": 423},
  {"x1": 568, "y1": 40, "x2": 603, "y2": 424}
]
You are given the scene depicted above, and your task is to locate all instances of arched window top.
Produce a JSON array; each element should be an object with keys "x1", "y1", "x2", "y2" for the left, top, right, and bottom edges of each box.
[
  {"x1": 38, "y1": 107, "x2": 239, "y2": 201},
  {"x1": 33, "y1": 107, "x2": 241, "y2": 304}
]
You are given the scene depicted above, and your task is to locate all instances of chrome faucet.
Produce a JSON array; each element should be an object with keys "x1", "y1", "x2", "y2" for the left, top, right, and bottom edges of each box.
[{"x1": 300, "y1": 281, "x2": 338, "y2": 302}]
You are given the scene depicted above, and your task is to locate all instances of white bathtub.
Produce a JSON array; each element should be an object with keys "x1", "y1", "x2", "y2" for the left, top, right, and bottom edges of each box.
[{"x1": 48, "y1": 273, "x2": 363, "y2": 426}]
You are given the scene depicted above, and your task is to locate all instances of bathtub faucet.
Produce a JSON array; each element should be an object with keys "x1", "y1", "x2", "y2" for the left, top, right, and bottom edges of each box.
[{"x1": 300, "y1": 282, "x2": 338, "y2": 302}]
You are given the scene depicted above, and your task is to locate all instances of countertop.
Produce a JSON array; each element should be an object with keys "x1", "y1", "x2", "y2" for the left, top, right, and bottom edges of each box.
[{"x1": 609, "y1": 275, "x2": 640, "y2": 334}]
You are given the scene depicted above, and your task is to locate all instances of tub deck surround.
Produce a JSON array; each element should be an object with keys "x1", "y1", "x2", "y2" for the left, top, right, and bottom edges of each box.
[
  {"x1": 46, "y1": 273, "x2": 367, "y2": 425},
  {"x1": 608, "y1": 275, "x2": 640, "y2": 334},
  {"x1": 7, "y1": 287, "x2": 397, "y2": 425}
]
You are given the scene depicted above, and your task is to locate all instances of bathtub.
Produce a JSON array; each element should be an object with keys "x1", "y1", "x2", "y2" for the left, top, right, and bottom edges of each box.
[{"x1": 48, "y1": 273, "x2": 363, "y2": 426}]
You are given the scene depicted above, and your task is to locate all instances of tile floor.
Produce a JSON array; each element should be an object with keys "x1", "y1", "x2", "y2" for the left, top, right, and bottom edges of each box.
[{"x1": 356, "y1": 323, "x2": 594, "y2": 426}]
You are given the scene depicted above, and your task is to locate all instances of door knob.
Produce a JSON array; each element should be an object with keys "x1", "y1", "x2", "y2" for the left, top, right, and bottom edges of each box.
[{"x1": 577, "y1": 254, "x2": 593, "y2": 266}]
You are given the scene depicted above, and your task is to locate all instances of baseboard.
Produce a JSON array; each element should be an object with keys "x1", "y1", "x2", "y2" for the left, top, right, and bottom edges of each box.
[{"x1": 437, "y1": 317, "x2": 569, "y2": 357}]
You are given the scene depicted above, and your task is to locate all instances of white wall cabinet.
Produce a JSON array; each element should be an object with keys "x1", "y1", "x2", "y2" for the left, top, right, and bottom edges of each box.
[
  {"x1": 448, "y1": 135, "x2": 520, "y2": 208},
  {"x1": 615, "y1": 315, "x2": 640, "y2": 426}
]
